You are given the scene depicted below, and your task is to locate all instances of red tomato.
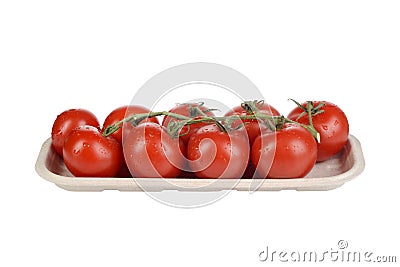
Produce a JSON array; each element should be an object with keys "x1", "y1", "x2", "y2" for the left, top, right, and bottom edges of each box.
[
  {"x1": 63, "y1": 126, "x2": 123, "y2": 177},
  {"x1": 123, "y1": 122, "x2": 184, "y2": 178},
  {"x1": 102, "y1": 105, "x2": 159, "y2": 144},
  {"x1": 51, "y1": 109, "x2": 100, "y2": 157},
  {"x1": 251, "y1": 123, "x2": 317, "y2": 178},
  {"x1": 162, "y1": 103, "x2": 215, "y2": 144},
  {"x1": 187, "y1": 124, "x2": 250, "y2": 178},
  {"x1": 225, "y1": 102, "x2": 280, "y2": 144},
  {"x1": 287, "y1": 101, "x2": 349, "y2": 162}
]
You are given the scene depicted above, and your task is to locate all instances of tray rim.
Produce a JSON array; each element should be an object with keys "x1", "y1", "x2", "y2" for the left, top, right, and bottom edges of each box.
[{"x1": 35, "y1": 135, "x2": 365, "y2": 191}]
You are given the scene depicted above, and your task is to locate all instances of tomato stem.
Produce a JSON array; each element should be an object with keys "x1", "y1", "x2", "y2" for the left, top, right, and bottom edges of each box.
[
  {"x1": 306, "y1": 101, "x2": 321, "y2": 143},
  {"x1": 102, "y1": 101, "x2": 321, "y2": 142}
]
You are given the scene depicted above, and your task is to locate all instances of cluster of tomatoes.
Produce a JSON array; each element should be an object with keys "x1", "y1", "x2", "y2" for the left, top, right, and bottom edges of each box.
[{"x1": 51, "y1": 100, "x2": 349, "y2": 179}]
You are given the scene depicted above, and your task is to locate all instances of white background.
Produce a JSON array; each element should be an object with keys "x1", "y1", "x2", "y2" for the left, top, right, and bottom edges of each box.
[{"x1": 1, "y1": 1, "x2": 399, "y2": 266}]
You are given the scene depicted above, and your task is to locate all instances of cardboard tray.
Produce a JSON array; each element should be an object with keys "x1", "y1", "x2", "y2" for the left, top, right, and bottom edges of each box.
[{"x1": 35, "y1": 135, "x2": 365, "y2": 192}]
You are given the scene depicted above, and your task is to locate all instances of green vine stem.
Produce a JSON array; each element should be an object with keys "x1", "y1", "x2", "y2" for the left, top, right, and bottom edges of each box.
[
  {"x1": 102, "y1": 111, "x2": 190, "y2": 137},
  {"x1": 103, "y1": 102, "x2": 322, "y2": 142}
]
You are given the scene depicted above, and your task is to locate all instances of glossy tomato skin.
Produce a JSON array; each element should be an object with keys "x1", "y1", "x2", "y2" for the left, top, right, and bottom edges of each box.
[
  {"x1": 123, "y1": 122, "x2": 184, "y2": 178},
  {"x1": 187, "y1": 124, "x2": 250, "y2": 178},
  {"x1": 162, "y1": 103, "x2": 215, "y2": 144},
  {"x1": 251, "y1": 123, "x2": 317, "y2": 178},
  {"x1": 102, "y1": 105, "x2": 159, "y2": 144},
  {"x1": 63, "y1": 126, "x2": 123, "y2": 177},
  {"x1": 51, "y1": 109, "x2": 100, "y2": 157},
  {"x1": 225, "y1": 102, "x2": 280, "y2": 144},
  {"x1": 287, "y1": 101, "x2": 349, "y2": 162}
]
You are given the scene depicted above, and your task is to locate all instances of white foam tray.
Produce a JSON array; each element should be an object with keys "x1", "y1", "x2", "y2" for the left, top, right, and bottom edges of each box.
[{"x1": 35, "y1": 135, "x2": 365, "y2": 192}]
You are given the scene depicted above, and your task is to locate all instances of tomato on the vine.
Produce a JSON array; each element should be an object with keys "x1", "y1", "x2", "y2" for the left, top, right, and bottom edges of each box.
[
  {"x1": 63, "y1": 125, "x2": 123, "y2": 177},
  {"x1": 287, "y1": 101, "x2": 349, "y2": 162},
  {"x1": 187, "y1": 124, "x2": 250, "y2": 178},
  {"x1": 162, "y1": 103, "x2": 215, "y2": 144},
  {"x1": 225, "y1": 101, "x2": 280, "y2": 144},
  {"x1": 251, "y1": 123, "x2": 317, "y2": 178},
  {"x1": 123, "y1": 122, "x2": 185, "y2": 178},
  {"x1": 51, "y1": 109, "x2": 100, "y2": 157},
  {"x1": 102, "y1": 105, "x2": 159, "y2": 144}
]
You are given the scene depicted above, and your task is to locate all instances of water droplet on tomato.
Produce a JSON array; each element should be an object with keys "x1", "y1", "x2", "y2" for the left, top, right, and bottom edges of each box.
[{"x1": 322, "y1": 125, "x2": 329, "y2": 131}]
